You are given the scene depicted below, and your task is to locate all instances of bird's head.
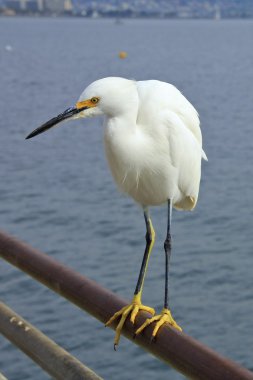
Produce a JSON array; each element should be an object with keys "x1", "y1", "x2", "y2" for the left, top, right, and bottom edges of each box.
[{"x1": 25, "y1": 77, "x2": 137, "y2": 140}]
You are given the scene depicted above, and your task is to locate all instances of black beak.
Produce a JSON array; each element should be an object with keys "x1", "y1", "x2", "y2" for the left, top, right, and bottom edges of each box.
[{"x1": 25, "y1": 106, "x2": 88, "y2": 140}]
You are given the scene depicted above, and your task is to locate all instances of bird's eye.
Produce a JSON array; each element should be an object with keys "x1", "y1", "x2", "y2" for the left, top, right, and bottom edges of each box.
[{"x1": 91, "y1": 97, "x2": 99, "y2": 104}]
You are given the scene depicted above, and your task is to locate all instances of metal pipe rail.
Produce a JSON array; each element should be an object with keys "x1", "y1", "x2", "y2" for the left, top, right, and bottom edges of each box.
[
  {"x1": 0, "y1": 230, "x2": 253, "y2": 380},
  {"x1": 0, "y1": 302, "x2": 103, "y2": 380}
]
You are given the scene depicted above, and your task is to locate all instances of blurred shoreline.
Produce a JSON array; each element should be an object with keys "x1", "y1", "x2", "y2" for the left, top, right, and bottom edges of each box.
[{"x1": 1, "y1": 2, "x2": 253, "y2": 20}]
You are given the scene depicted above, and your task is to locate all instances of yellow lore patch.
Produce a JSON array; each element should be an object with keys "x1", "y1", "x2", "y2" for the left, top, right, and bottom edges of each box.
[{"x1": 76, "y1": 97, "x2": 99, "y2": 109}]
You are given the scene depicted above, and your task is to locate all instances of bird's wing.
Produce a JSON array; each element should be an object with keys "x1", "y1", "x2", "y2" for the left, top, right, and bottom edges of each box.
[
  {"x1": 161, "y1": 84, "x2": 208, "y2": 161},
  {"x1": 166, "y1": 86, "x2": 202, "y2": 146},
  {"x1": 137, "y1": 80, "x2": 203, "y2": 147},
  {"x1": 162, "y1": 109, "x2": 203, "y2": 208}
]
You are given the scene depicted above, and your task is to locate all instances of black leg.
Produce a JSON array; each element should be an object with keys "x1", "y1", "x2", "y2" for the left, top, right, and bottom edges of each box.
[
  {"x1": 164, "y1": 199, "x2": 172, "y2": 309},
  {"x1": 106, "y1": 208, "x2": 156, "y2": 348},
  {"x1": 135, "y1": 200, "x2": 182, "y2": 338},
  {"x1": 134, "y1": 210, "x2": 155, "y2": 296}
]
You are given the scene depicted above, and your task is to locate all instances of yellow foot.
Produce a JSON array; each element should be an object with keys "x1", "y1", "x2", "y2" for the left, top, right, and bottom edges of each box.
[
  {"x1": 105, "y1": 294, "x2": 155, "y2": 349},
  {"x1": 135, "y1": 308, "x2": 182, "y2": 339}
]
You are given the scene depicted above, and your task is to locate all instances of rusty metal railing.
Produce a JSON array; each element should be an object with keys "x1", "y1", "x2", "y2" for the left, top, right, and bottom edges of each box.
[
  {"x1": 0, "y1": 230, "x2": 253, "y2": 380},
  {"x1": 0, "y1": 301, "x2": 103, "y2": 380},
  {"x1": 0, "y1": 371, "x2": 8, "y2": 380}
]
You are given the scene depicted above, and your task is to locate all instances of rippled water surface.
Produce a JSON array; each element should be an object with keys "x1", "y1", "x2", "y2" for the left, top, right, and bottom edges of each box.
[{"x1": 0, "y1": 17, "x2": 253, "y2": 380}]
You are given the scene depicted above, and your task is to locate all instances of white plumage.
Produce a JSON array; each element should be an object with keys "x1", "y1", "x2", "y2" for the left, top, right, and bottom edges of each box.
[{"x1": 77, "y1": 77, "x2": 207, "y2": 209}]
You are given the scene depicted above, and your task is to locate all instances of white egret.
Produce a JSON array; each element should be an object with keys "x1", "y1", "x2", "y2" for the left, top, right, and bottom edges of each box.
[{"x1": 26, "y1": 77, "x2": 207, "y2": 349}]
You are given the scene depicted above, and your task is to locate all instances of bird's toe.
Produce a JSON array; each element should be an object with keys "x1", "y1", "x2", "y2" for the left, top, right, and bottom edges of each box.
[
  {"x1": 135, "y1": 308, "x2": 182, "y2": 339},
  {"x1": 105, "y1": 296, "x2": 155, "y2": 347}
]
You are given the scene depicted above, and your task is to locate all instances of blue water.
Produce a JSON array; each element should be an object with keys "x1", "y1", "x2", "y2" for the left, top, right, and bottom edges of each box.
[{"x1": 0, "y1": 17, "x2": 253, "y2": 380}]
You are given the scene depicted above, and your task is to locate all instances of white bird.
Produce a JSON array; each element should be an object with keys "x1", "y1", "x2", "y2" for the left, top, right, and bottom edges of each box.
[{"x1": 26, "y1": 77, "x2": 207, "y2": 348}]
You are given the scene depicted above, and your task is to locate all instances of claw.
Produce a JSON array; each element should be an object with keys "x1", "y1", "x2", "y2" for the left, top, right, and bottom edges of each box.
[
  {"x1": 105, "y1": 294, "x2": 155, "y2": 347},
  {"x1": 135, "y1": 308, "x2": 182, "y2": 339}
]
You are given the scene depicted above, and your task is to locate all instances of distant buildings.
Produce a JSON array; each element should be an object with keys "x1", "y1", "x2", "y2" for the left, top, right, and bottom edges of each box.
[
  {"x1": 1, "y1": 0, "x2": 73, "y2": 14},
  {"x1": 1, "y1": 0, "x2": 253, "y2": 18},
  {"x1": 2, "y1": 0, "x2": 44, "y2": 13},
  {"x1": 45, "y1": 0, "x2": 73, "y2": 13},
  {"x1": 71, "y1": 0, "x2": 253, "y2": 19}
]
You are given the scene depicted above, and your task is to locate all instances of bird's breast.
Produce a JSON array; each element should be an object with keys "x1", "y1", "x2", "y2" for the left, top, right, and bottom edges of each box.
[{"x1": 103, "y1": 125, "x2": 178, "y2": 206}]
